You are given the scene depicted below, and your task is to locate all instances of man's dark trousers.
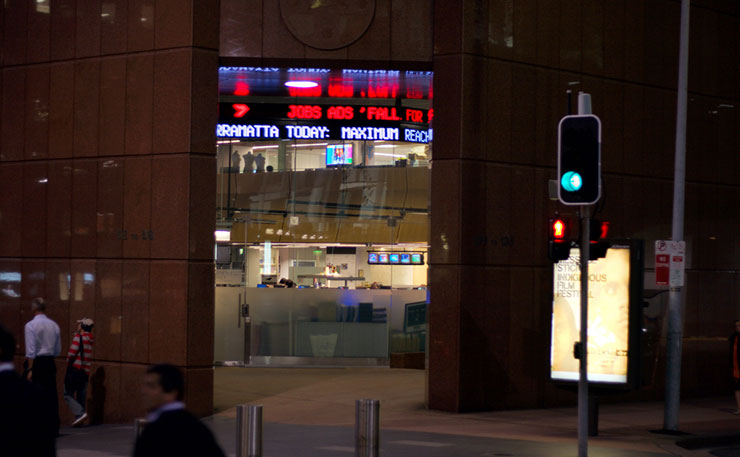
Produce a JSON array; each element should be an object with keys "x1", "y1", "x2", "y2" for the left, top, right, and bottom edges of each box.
[{"x1": 33, "y1": 355, "x2": 60, "y2": 433}]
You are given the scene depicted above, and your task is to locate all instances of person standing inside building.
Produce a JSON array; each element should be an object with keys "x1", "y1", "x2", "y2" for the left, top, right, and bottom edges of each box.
[
  {"x1": 25, "y1": 297, "x2": 62, "y2": 435},
  {"x1": 1, "y1": 324, "x2": 57, "y2": 456},
  {"x1": 134, "y1": 364, "x2": 226, "y2": 457},
  {"x1": 64, "y1": 318, "x2": 94, "y2": 427},
  {"x1": 730, "y1": 320, "x2": 740, "y2": 414}
]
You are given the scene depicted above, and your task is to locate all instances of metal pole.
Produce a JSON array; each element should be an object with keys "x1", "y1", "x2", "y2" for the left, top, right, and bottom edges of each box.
[
  {"x1": 577, "y1": 92, "x2": 592, "y2": 457},
  {"x1": 578, "y1": 207, "x2": 590, "y2": 457},
  {"x1": 355, "y1": 399, "x2": 380, "y2": 457},
  {"x1": 237, "y1": 404, "x2": 263, "y2": 457},
  {"x1": 664, "y1": 0, "x2": 690, "y2": 432},
  {"x1": 134, "y1": 418, "x2": 148, "y2": 441}
]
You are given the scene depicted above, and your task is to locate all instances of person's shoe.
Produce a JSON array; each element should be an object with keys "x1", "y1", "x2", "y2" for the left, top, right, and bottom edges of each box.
[{"x1": 72, "y1": 412, "x2": 88, "y2": 427}]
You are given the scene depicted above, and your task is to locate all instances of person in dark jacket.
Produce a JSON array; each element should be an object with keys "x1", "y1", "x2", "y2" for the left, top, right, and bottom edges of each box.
[
  {"x1": 730, "y1": 320, "x2": 740, "y2": 414},
  {"x1": 0, "y1": 324, "x2": 57, "y2": 457},
  {"x1": 133, "y1": 364, "x2": 226, "y2": 457}
]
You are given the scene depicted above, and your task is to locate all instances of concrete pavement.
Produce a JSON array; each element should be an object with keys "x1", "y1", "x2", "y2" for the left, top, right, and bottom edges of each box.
[{"x1": 57, "y1": 367, "x2": 740, "y2": 456}]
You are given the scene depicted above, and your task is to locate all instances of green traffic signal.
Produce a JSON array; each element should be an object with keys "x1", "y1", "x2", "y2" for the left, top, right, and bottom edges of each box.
[{"x1": 561, "y1": 171, "x2": 583, "y2": 192}]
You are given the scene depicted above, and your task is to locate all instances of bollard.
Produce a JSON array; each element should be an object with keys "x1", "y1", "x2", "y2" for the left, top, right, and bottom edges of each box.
[
  {"x1": 355, "y1": 399, "x2": 380, "y2": 457},
  {"x1": 134, "y1": 418, "x2": 148, "y2": 441},
  {"x1": 236, "y1": 404, "x2": 263, "y2": 457}
]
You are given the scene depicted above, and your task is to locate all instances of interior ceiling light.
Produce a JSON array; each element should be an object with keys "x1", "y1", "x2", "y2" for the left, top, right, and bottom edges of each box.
[{"x1": 285, "y1": 81, "x2": 319, "y2": 88}]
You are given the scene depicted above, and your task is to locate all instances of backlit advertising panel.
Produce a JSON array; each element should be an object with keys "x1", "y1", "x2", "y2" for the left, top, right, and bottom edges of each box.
[{"x1": 551, "y1": 244, "x2": 639, "y2": 385}]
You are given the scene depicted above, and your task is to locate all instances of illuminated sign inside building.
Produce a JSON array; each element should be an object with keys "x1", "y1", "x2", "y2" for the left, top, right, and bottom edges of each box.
[
  {"x1": 550, "y1": 246, "x2": 632, "y2": 384},
  {"x1": 222, "y1": 103, "x2": 432, "y2": 125},
  {"x1": 368, "y1": 252, "x2": 424, "y2": 265},
  {"x1": 216, "y1": 123, "x2": 431, "y2": 143}
]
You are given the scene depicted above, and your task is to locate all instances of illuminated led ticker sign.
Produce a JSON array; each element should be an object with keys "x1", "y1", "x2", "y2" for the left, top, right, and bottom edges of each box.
[{"x1": 223, "y1": 103, "x2": 432, "y2": 124}]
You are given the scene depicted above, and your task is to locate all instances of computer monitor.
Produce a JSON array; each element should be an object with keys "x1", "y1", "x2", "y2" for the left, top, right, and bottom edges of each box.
[
  {"x1": 368, "y1": 252, "x2": 379, "y2": 264},
  {"x1": 326, "y1": 144, "x2": 353, "y2": 166},
  {"x1": 389, "y1": 253, "x2": 400, "y2": 264},
  {"x1": 411, "y1": 253, "x2": 424, "y2": 265},
  {"x1": 400, "y1": 253, "x2": 411, "y2": 264},
  {"x1": 378, "y1": 253, "x2": 389, "y2": 263}
]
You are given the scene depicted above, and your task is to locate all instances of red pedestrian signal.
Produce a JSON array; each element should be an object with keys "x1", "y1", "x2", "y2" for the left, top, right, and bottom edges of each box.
[
  {"x1": 548, "y1": 217, "x2": 573, "y2": 262},
  {"x1": 552, "y1": 219, "x2": 567, "y2": 240}
]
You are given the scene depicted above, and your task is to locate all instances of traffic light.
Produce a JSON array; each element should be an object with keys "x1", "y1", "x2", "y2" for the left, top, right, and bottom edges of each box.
[
  {"x1": 558, "y1": 115, "x2": 601, "y2": 205},
  {"x1": 588, "y1": 219, "x2": 610, "y2": 260},
  {"x1": 548, "y1": 217, "x2": 573, "y2": 262}
]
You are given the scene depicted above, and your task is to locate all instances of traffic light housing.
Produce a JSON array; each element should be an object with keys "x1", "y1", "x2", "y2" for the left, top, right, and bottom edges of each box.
[
  {"x1": 558, "y1": 115, "x2": 601, "y2": 205},
  {"x1": 588, "y1": 219, "x2": 610, "y2": 260},
  {"x1": 548, "y1": 217, "x2": 573, "y2": 262}
]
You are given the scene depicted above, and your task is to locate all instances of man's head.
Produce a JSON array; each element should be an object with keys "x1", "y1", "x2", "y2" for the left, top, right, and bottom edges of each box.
[
  {"x1": 735, "y1": 320, "x2": 740, "y2": 333},
  {"x1": 31, "y1": 297, "x2": 46, "y2": 314},
  {"x1": 142, "y1": 364, "x2": 184, "y2": 412},
  {"x1": 0, "y1": 325, "x2": 15, "y2": 362}
]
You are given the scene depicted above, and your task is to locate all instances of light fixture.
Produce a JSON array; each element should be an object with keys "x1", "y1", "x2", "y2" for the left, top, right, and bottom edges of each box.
[
  {"x1": 285, "y1": 81, "x2": 319, "y2": 88},
  {"x1": 215, "y1": 230, "x2": 231, "y2": 242},
  {"x1": 373, "y1": 152, "x2": 407, "y2": 158}
]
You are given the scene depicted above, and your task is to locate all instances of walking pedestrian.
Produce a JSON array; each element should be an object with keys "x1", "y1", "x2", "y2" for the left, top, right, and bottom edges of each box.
[
  {"x1": 24, "y1": 297, "x2": 62, "y2": 434},
  {"x1": 133, "y1": 364, "x2": 226, "y2": 457},
  {"x1": 1, "y1": 324, "x2": 57, "y2": 456},
  {"x1": 730, "y1": 319, "x2": 740, "y2": 414},
  {"x1": 64, "y1": 318, "x2": 94, "y2": 427}
]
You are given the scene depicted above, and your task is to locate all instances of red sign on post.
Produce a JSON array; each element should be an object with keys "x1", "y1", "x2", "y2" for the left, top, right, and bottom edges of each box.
[
  {"x1": 655, "y1": 253, "x2": 670, "y2": 286},
  {"x1": 655, "y1": 240, "x2": 686, "y2": 287}
]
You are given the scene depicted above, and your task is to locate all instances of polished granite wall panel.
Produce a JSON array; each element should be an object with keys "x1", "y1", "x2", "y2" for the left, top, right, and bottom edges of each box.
[
  {"x1": 220, "y1": 0, "x2": 262, "y2": 57},
  {"x1": 187, "y1": 262, "x2": 214, "y2": 366},
  {"x1": 99, "y1": 57, "x2": 127, "y2": 157},
  {"x1": 24, "y1": 66, "x2": 50, "y2": 161},
  {"x1": 97, "y1": 157, "x2": 125, "y2": 258},
  {"x1": 69, "y1": 259, "x2": 96, "y2": 331},
  {"x1": 70, "y1": 159, "x2": 98, "y2": 257},
  {"x1": 0, "y1": 163, "x2": 23, "y2": 257},
  {"x1": 148, "y1": 260, "x2": 188, "y2": 365},
  {"x1": 49, "y1": 63, "x2": 75, "y2": 159},
  {"x1": 0, "y1": 259, "x2": 22, "y2": 339},
  {"x1": 50, "y1": 0, "x2": 77, "y2": 61},
  {"x1": 95, "y1": 260, "x2": 123, "y2": 362},
  {"x1": 152, "y1": 50, "x2": 191, "y2": 155},
  {"x1": 22, "y1": 162, "x2": 48, "y2": 258},
  {"x1": 348, "y1": 0, "x2": 389, "y2": 62},
  {"x1": 221, "y1": 0, "x2": 433, "y2": 64},
  {"x1": 127, "y1": 0, "x2": 155, "y2": 52},
  {"x1": 47, "y1": 161, "x2": 73, "y2": 258},
  {"x1": 124, "y1": 54, "x2": 154, "y2": 156},
  {"x1": 73, "y1": 61, "x2": 100, "y2": 158},
  {"x1": 122, "y1": 156, "x2": 152, "y2": 259},
  {"x1": 75, "y1": 0, "x2": 101, "y2": 58},
  {"x1": 1, "y1": 0, "x2": 220, "y2": 424},
  {"x1": 189, "y1": 156, "x2": 216, "y2": 260},
  {"x1": 101, "y1": 0, "x2": 128, "y2": 55},
  {"x1": 27, "y1": 0, "x2": 51, "y2": 64},
  {"x1": 150, "y1": 155, "x2": 189, "y2": 260},
  {"x1": 391, "y1": 0, "x2": 432, "y2": 62},
  {"x1": 190, "y1": 49, "x2": 219, "y2": 155},
  {"x1": 44, "y1": 259, "x2": 71, "y2": 349},
  {"x1": 1, "y1": 68, "x2": 25, "y2": 162},
  {"x1": 427, "y1": 265, "x2": 461, "y2": 411},
  {"x1": 121, "y1": 261, "x2": 150, "y2": 363},
  {"x1": 2, "y1": 0, "x2": 27, "y2": 66}
]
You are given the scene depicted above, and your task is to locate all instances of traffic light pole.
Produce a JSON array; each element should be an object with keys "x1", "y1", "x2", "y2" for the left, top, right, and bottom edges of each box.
[
  {"x1": 578, "y1": 206, "x2": 590, "y2": 457},
  {"x1": 577, "y1": 93, "x2": 592, "y2": 457}
]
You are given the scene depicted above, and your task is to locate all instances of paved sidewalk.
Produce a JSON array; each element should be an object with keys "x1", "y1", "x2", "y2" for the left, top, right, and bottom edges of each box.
[{"x1": 57, "y1": 367, "x2": 740, "y2": 456}]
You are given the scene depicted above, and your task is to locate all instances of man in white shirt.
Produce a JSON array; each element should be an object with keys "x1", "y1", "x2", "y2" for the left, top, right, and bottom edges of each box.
[
  {"x1": 25, "y1": 297, "x2": 62, "y2": 435},
  {"x1": 1, "y1": 324, "x2": 57, "y2": 456}
]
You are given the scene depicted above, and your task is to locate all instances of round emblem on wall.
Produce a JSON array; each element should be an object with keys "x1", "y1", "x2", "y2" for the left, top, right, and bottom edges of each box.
[{"x1": 279, "y1": 0, "x2": 376, "y2": 50}]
